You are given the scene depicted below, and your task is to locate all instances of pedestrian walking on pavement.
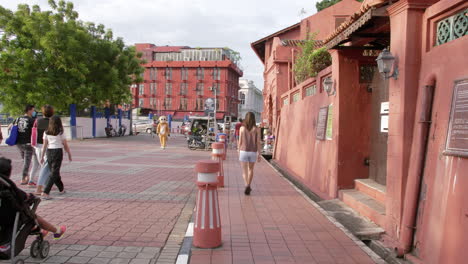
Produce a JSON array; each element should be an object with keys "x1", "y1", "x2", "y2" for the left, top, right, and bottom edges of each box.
[
  {"x1": 9, "y1": 104, "x2": 38, "y2": 186},
  {"x1": 40, "y1": 116, "x2": 72, "y2": 200},
  {"x1": 238, "y1": 112, "x2": 261, "y2": 195},
  {"x1": 33, "y1": 105, "x2": 54, "y2": 195}
]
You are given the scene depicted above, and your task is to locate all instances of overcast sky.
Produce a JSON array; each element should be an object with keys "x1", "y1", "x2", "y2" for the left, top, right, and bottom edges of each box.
[{"x1": 2, "y1": 0, "x2": 321, "y2": 90}]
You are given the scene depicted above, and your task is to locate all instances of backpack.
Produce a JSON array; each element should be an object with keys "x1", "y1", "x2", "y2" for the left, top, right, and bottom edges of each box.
[{"x1": 5, "y1": 119, "x2": 18, "y2": 146}]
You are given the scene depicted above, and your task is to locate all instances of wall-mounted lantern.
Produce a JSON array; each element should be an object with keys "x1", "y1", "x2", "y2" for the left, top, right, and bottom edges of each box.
[
  {"x1": 323, "y1": 77, "x2": 335, "y2": 96},
  {"x1": 376, "y1": 48, "x2": 398, "y2": 80}
]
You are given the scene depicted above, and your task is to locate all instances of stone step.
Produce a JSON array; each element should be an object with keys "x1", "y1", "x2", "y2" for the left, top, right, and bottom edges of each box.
[
  {"x1": 339, "y1": 189, "x2": 386, "y2": 228},
  {"x1": 318, "y1": 199, "x2": 385, "y2": 241},
  {"x1": 355, "y1": 178, "x2": 386, "y2": 204}
]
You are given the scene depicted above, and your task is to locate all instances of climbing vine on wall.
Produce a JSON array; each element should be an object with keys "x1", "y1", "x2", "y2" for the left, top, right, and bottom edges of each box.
[{"x1": 293, "y1": 34, "x2": 332, "y2": 84}]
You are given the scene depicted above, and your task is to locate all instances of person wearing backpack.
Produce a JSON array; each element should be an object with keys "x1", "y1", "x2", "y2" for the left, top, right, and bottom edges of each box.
[{"x1": 8, "y1": 105, "x2": 37, "y2": 185}]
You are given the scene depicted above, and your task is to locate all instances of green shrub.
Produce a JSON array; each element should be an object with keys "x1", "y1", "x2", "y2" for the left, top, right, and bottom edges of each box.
[{"x1": 293, "y1": 34, "x2": 331, "y2": 84}]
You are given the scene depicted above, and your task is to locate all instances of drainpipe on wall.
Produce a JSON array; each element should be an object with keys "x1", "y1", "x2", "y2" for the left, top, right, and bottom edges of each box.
[{"x1": 397, "y1": 81, "x2": 435, "y2": 257}]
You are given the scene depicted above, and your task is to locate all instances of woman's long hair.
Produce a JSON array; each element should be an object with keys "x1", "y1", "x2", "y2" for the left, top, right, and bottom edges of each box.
[
  {"x1": 243, "y1": 112, "x2": 256, "y2": 131},
  {"x1": 46, "y1": 116, "x2": 64, "y2": 136}
]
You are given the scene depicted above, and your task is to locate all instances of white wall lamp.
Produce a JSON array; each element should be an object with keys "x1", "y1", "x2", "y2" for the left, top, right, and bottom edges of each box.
[
  {"x1": 323, "y1": 77, "x2": 335, "y2": 96},
  {"x1": 376, "y1": 48, "x2": 398, "y2": 80}
]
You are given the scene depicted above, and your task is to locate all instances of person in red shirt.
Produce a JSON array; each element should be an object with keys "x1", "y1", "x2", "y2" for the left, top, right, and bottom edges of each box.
[{"x1": 234, "y1": 118, "x2": 243, "y2": 144}]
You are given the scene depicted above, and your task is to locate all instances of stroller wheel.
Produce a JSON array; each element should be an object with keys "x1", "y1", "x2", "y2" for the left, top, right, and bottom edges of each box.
[
  {"x1": 39, "y1": 240, "x2": 50, "y2": 259},
  {"x1": 30, "y1": 239, "x2": 40, "y2": 258}
]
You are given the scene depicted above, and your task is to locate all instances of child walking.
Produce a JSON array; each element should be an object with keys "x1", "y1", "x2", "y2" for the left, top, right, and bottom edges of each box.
[{"x1": 40, "y1": 116, "x2": 72, "y2": 200}]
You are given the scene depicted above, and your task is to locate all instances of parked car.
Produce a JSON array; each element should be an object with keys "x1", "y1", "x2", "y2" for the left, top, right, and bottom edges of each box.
[{"x1": 133, "y1": 120, "x2": 154, "y2": 134}]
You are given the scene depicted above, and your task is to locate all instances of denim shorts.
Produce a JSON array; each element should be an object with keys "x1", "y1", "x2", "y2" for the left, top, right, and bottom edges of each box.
[{"x1": 239, "y1": 151, "x2": 257, "y2": 162}]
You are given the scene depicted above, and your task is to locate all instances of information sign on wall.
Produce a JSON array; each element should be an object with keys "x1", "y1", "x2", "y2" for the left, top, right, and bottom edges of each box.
[
  {"x1": 316, "y1": 106, "x2": 329, "y2": 140},
  {"x1": 445, "y1": 78, "x2": 468, "y2": 158}
]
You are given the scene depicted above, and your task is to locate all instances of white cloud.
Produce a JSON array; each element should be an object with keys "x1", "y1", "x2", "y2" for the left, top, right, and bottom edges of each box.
[{"x1": 2, "y1": 0, "x2": 320, "y2": 89}]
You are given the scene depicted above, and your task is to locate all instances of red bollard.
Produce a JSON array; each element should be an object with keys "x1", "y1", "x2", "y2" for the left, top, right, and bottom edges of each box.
[
  {"x1": 193, "y1": 160, "x2": 222, "y2": 248},
  {"x1": 211, "y1": 142, "x2": 225, "y2": 187},
  {"x1": 219, "y1": 135, "x2": 227, "y2": 160}
]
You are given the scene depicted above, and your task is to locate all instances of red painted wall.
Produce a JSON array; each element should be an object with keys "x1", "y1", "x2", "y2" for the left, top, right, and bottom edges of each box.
[
  {"x1": 275, "y1": 67, "x2": 338, "y2": 198},
  {"x1": 410, "y1": 1, "x2": 468, "y2": 263}
]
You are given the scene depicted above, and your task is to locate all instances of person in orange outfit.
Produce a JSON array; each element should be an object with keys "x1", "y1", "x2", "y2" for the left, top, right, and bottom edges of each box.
[{"x1": 156, "y1": 116, "x2": 170, "y2": 149}]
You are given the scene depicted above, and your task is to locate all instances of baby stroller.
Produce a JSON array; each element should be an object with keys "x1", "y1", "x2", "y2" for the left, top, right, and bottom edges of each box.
[{"x1": 0, "y1": 176, "x2": 50, "y2": 264}]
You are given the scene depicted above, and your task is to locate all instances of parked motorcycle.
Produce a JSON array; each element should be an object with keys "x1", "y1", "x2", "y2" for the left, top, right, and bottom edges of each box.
[{"x1": 187, "y1": 134, "x2": 205, "y2": 150}]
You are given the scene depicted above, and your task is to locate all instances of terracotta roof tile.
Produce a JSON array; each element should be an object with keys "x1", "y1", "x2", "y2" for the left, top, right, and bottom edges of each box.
[{"x1": 322, "y1": 0, "x2": 392, "y2": 47}]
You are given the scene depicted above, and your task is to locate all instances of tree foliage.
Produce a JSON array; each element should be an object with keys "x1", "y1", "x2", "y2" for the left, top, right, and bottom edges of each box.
[
  {"x1": 0, "y1": 0, "x2": 144, "y2": 114},
  {"x1": 293, "y1": 34, "x2": 332, "y2": 84},
  {"x1": 316, "y1": 0, "x2": 363, "y2": 12}
]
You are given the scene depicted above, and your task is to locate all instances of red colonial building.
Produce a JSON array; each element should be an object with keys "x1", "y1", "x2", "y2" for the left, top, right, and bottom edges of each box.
[{"x1": 131, "y1": 43, "x2": 243, "y2": 120}]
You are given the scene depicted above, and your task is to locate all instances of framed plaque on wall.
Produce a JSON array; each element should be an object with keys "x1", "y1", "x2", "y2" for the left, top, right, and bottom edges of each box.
[
  {"x1": 316, "y1": 106, "x2": 329, "y2": 141},
  {"x1": 444, "y1": 78, "x2": 468, "y2": 158}
]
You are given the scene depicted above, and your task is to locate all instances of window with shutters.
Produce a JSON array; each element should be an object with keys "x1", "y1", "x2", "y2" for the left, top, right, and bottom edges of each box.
[
  {"x1": 212, "y1": 68, "x2": 221, "y2": 80},
  {"x1": 196, "y1": 67, "x2": 204, "y2": 80},
  {"x1": 150, "y1": 83, "x2": 157, "y2": 94},
  {"x1": 180, "y1": 98, "x2": 188, "y2": 110},
  {"x1": 165, "y1": 67, "x2": 172, "y2": 80},
  {"x1": 164, "y1": 98, "x2": 172, "y2": 109},
  {"x1": 150, "y1": 68, "x2": 157, "y2": 80},
  {"x1": 139, "y1": 84, "x2": 144, "y2": 95},
  {"x1": 165, "y1": 82, "x2": 172, "y2": 95},
  {"x1": 181, "y1": 68, "x2": 188, "y2": 80},
  {"x1": 180, "y1": 83, "x2": 188, "y2": 95},
  {"x1": 196, "y1": 83, "x2": 204, "y2": 96}
]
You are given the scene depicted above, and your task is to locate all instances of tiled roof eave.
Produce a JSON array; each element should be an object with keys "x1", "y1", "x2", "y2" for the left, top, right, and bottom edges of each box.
[{"x1": 323, "y1": 7, "x2": 375, "y2": 49}]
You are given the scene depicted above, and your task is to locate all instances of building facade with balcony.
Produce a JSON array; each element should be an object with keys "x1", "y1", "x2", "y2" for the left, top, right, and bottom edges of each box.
[
  {"x1": 131, "y1": 44, "x2": 243, "y2": 120},
  {"x1": 238, "y1": 79, "x2": 263, "y2": 122}
]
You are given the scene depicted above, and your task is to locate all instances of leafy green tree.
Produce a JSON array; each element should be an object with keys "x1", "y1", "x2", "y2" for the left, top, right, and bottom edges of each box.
[
  {"x1": 293, "y1": 33, "x2": 332, "y2": 83},
  {"x1": 316, "y1": 0, "x2": 363, "y2": 12},
  {"x1": 0, "y1": 0, "x2": 143, "y2": 114}
]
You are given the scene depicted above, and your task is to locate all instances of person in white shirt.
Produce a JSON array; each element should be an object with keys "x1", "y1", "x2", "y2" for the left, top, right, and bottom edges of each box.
[{"x1": 40, "y1": 116, "x2": 72, "y2": 200}]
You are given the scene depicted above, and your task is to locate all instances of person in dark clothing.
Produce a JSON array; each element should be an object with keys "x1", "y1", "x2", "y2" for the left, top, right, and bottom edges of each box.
[
  {"x1": 9, "y1": 105, "x2": 36, "y2": 185},
  {"x1": 33, "y1": 105, "x2": 54, "y2": 195},
  {"x1": 0, "y1": 157, "x2": 66, "y2": 239},
  {"x1": 40, "y1": 116, "x2": 72, "y2": 200}
]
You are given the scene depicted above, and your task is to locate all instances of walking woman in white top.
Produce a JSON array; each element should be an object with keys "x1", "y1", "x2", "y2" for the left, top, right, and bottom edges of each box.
[{"x1": 40, "y1": 116, "x2": 72, "y2": 200}]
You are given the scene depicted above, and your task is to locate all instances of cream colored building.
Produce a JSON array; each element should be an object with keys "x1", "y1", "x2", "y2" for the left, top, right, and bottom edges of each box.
[{"x1": 238, "y1": 79, "x2": 262, "y2": 121}]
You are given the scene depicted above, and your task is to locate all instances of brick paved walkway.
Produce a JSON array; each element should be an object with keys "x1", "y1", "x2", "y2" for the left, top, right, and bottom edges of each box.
[
  {"x1": 190, "y1": 149, "x2": 381, "y2": 264},
  {"x1": 0, "y1": 134, "x2": 204, "y2": 264}
]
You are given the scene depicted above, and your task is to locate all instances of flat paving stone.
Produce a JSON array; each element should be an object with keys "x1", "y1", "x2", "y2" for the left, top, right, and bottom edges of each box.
[{"x1": 0, "y1": 135, "x2": 203, "y2": 264}]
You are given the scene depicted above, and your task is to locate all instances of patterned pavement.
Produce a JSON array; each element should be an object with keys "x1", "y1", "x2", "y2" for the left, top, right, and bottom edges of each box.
[
  {"x1": 1, "y1": 134, "x2": 383, "y2": 264},
  {"x1": 189, "y1": 148, "x2": 383, "y2": 264},
  {"x1": 0, "y1": 134, "x2": 203, "y2": 264}
]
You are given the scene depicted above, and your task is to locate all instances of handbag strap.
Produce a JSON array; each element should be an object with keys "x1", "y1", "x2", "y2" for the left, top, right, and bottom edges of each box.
[{"x1": 33, "y1": 119, "x2": 38, "y2": 128}]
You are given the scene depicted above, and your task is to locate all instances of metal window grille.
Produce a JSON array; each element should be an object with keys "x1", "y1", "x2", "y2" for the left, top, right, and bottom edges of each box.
[
  {"x1": 436, "y1": 9, "x2": 468, "y2": 46},
  {"x1": 292, "y1": 92, "x2": 300, "y2": 102}
]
